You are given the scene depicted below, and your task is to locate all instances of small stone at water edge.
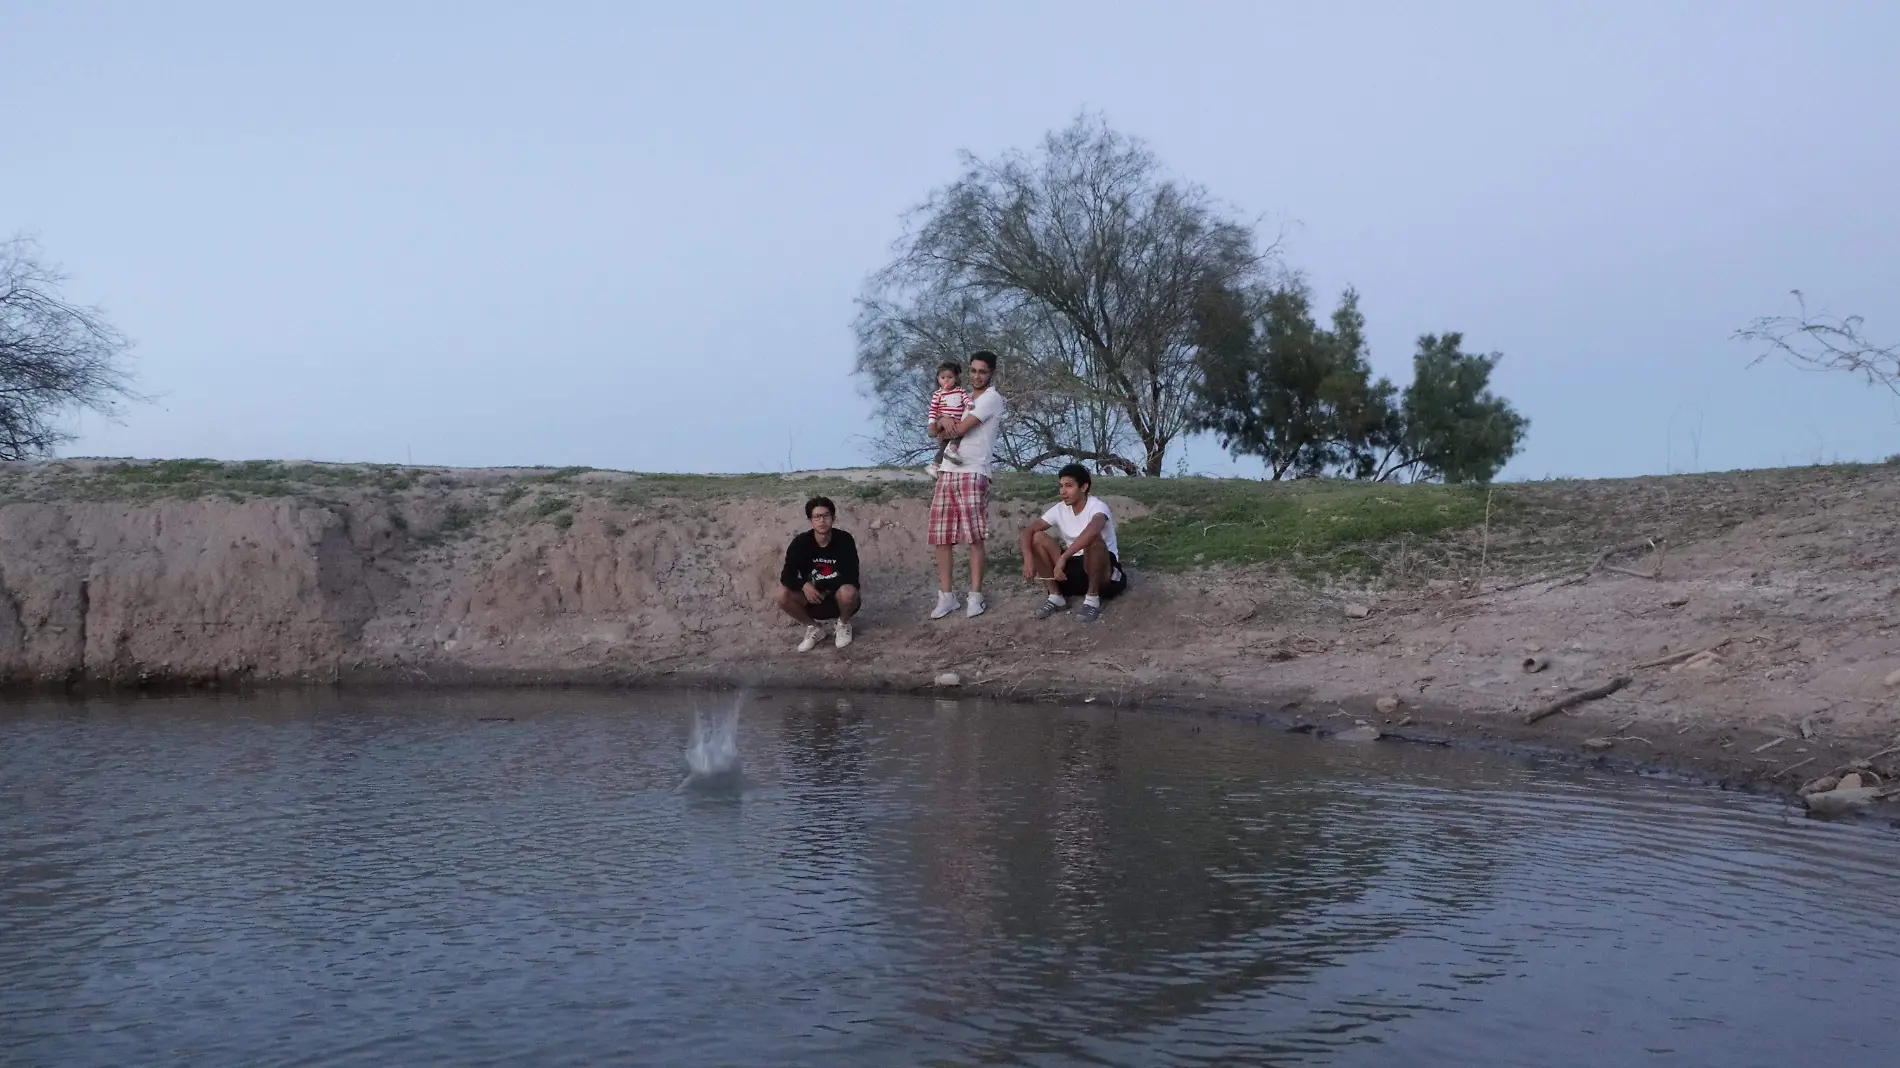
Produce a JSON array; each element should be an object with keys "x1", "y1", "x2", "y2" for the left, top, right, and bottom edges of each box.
[
  {"x1": 1375, "y1": 696, "x2": 1400, "y2": 715},
  {"x1": 1799, "y1": 775, "x2": 1840, "y2": 796},
  {"x1": 1804, "y1": 786, "x2": 1882, "y2": 817},
  {"x1": 1582, "y1": 737, "x2": 1615, "y2": 751},
  {"x1": 1344, "y1": 604, "x2": 1371, "y2": 620},
  {"x1": 1836, "y1": 772, "x2": 1864, "y2": 790},
  {"x1": 1332, "y1": 725, "x2": 1380, "y2": 743},
  {"x1": 934, "y1": 672, "x2": 961, "y2": 687}
]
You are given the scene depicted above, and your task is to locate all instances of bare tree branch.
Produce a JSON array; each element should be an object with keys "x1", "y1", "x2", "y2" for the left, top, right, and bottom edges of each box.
[
  {"x1": 1, "y1": 236, "x2": 138, "y2": 459},
  {"x1": 1736, "y1": 290, "x2": 1899, "y2": 397}
]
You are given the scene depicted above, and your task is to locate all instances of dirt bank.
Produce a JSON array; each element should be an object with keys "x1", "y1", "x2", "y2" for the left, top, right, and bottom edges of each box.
[{"x1": 3, "y1": 458, "x2": 1898, "y2": 810}]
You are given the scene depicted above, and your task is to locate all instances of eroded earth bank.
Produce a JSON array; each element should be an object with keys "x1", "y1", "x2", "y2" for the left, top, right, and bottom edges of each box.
[{"x1": 3, "y1": 458, "x2": 1897, "y2": 813}]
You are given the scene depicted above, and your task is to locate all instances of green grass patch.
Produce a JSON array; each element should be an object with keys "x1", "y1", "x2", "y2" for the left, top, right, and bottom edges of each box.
[
  {"x1": 1104, "y1": 478, "x2": 1491, "y2": 574},
  {"x1": 533, "y1": 495, "x2": 570, "y2": 518},
  {"x1": 36, "y1": 459, "x2": 382, "y2": 501}
]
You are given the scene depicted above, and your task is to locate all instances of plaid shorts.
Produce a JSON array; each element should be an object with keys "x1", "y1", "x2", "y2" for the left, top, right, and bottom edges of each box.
[{"x1": 928, "y1": 471, "x2": 991, "y2": 545}]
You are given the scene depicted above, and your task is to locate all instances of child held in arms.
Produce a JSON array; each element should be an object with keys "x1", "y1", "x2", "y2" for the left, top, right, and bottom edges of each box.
[{"x1": 924, "y1": 361, "x2": 971, "y2": 478}]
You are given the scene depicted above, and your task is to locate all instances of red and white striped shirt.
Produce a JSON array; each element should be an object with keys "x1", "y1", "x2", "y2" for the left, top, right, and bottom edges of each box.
[{"x1": 926, "y1": 386, "x2": 971, "y2": 427}]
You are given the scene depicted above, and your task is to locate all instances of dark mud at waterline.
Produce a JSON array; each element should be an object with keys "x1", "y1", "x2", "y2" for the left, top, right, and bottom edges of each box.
[{"x1": 4, "y1": 690, "x2": 1897, "y2": 1067}]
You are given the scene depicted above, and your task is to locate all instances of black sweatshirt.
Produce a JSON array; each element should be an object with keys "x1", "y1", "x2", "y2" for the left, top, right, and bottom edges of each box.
[{"x1": 779, "y1": 529, "x2": 860, "y2": 594}]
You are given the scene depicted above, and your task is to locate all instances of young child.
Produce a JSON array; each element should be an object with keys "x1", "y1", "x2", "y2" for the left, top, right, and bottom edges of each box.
[{"x1": 925, "y1": 361, "x2": 971, "y2": 478}]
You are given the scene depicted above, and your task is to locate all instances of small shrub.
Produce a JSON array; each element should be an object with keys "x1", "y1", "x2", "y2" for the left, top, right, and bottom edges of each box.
[
  {"x1": 534, "y1": 495, "x2": 569, "y2": 517},
  {"x1": 498, "y1": 485, "x2": 527, "y2": 507},
  {"x1": 437, "y1": 505, "x2": 479, "y2": 536},
  {"x1": 528, "y1": 465, "x2": 593, "y2": 483},
  {"x1": 552, "y1": 512, "x2": 574, "y2": 530}
]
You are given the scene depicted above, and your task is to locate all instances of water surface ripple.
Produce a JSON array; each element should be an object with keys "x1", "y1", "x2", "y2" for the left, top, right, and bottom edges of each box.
[{"x1": 3, "y1": 691, "x2": 1896, "y2": 1067}]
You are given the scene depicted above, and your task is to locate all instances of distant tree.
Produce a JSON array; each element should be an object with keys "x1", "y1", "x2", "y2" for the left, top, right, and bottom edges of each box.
[
  {"x1": 1, "y1": 237, "x2": 136, "y2": 460},
  {"x1": 1368, "y1": 334, "x2": 1528, "y2": 484},
  {"x1": 853, "y1": 287, "x2": 1141, "y2": 473},
  {"x1": 855, "y1": 114, "x2": 1271, "y2": 476},
  {"x1": 1188, "y1": 283, "x2": 1385, "y2": 479},
  {"x1": 1190, "y1": 285, "x2": 1527, "y2": 484},
  {"x1": 1735, "y1": 291, "x2": 1898, "y2": 397}
]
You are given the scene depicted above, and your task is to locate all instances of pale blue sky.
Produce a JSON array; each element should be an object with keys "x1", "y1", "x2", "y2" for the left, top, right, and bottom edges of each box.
[{"x1": 5, "y1": 1, "x2": 1896, "y2": 478}]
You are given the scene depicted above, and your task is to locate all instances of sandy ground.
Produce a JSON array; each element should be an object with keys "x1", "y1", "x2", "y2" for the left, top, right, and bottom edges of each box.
[{"x1": 2, "y1": 459, "x2": 1897, "y2": 816}]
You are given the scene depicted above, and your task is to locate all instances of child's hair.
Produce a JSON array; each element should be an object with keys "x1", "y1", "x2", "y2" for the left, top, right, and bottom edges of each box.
[{"x1": 936, "y1": 361, "x2": 962, "y2": 379}]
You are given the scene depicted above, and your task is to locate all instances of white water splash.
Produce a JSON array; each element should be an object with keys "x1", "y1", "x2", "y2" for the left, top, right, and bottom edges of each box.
[{"x1": 682, "y1": 695, "x2": 744, "y2": 788}]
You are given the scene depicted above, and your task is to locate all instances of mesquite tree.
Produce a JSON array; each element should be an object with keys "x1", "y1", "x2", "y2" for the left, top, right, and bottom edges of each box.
[
  {"x1": 1, "y1": 237, "x2": 136, "y2": 460},
  {"x1": 855, "y1": 115, "x2": 1271, "y2": 475}
]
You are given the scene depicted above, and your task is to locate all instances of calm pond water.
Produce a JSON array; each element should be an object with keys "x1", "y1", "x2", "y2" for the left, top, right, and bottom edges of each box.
[{"x1": 3, "y1": 690, "x2": 1897, "y2": 1067}]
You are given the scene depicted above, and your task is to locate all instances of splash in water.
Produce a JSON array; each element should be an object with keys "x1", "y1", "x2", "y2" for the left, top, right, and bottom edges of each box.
[{"x1": 681, "y1": 695, "x2": 744, "y2": 789}]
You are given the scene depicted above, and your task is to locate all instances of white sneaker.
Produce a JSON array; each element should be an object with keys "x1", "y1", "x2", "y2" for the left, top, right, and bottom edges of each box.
[
  {"x1": 965, "y1": 591, "x2": 987, "y2": 618},
  {"x1": 834, "y1": 621, "x2": 853, "y2": 649},
  {"x1": 930, "y1": 592, "x2": 959, "y2": 619},
  {"x1": 797, "y1": 625, "x2": 824, "y2": 652},
  {"x1": 925, "y1": 461, "x2": 940, "y2": 478}
]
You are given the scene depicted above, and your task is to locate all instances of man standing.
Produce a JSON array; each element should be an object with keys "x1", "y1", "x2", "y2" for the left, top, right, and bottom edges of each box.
[
  {"x1": 1018, "y1": 463, "x2": 1126, "y2": 624},
  {"x1": 927, "y1": 350, "x2": 1006, "y2": 619},
  {"x1": 776, "y1": 496, "x2": 860, "y2": 651}
]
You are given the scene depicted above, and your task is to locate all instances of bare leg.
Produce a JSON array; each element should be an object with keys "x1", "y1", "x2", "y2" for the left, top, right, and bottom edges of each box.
[
  {"x1": 969, "y1": 539, "x2": 986, "y2": 593},
  {"x1": 936, "y1": 544, "x2": 954, "y2": 593},
  {"x1": 1023, "y1": 532, "x2": 1067, "y2": 595},
  {"x1": 1081, "y1": 541, "x2": 1112, "y2": 597},
  {"x1": 835, "y1": 586, "x2": 861, "y2": 622},
  {"x1": 775, "y1": 586, "x2": 816, "y2": 625}
]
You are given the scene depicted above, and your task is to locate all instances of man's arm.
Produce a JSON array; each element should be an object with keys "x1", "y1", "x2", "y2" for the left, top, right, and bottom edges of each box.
[
  {"x1": 779, "y1": 538, "x2": 804, "y2": 590},
  {"x1": 837, "y1": 532, "x2": 861, "y2": 588},
  {"x1": 943, "y1": 390, "x2": 999, "y2": 438},
  {"x1": 1062, "y1": 514, "x2": 1109, "y2": 558},
  {"x1": 944, "y1": 410, "x2": 982, "y2": 438}
]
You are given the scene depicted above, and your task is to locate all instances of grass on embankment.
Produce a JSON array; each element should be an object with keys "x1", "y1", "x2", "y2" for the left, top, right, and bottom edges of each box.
[{"x1": 5, "y1": 457, "x2": 1894, "y2": 585}]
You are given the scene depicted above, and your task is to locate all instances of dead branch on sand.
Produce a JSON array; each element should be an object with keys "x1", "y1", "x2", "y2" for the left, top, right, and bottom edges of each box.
[
  {"x1": 1634, "y1": 637, "x2": 1732, "y2": 670},
  {"x1": 1524, "y1": 675, "x2": 1633, "y2": 725}
]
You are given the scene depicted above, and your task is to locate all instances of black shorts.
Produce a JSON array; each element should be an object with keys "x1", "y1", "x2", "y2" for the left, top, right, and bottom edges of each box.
[
  {"x1": 785, "y1": 586, "x2": 847, "y2": 620},
  {"x1": 806, "y1": 592, "x2": 841, "y2": 621},
  {"x1": 1058, "y1": 551, "x2": 1126, "y2": 599}
]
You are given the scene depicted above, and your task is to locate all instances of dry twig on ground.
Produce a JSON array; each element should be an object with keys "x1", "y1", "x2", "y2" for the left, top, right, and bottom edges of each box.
[{"x1": 1524, "y1": 675, "x2": 1633, "y2": 725}]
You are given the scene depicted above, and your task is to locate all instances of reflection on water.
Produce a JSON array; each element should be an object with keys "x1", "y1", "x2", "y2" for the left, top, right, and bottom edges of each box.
[{"x1": 2, "y1": 690, "x2": 1896, "y2": 1067}]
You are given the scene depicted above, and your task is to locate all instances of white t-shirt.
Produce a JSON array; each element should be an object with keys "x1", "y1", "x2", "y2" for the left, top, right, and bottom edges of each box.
[
  {"x1": 1041, "y1": 494, "x2": 1118, "y2": 558},
  {"x1": 955, "y1": 388, "x2": 1006, "y2": 477}
]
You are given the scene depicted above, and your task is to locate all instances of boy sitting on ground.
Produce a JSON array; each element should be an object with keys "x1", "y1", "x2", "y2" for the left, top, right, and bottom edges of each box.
[{"x1": 1017, "y1": 463, "x2": 1126, "y2": 624}]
